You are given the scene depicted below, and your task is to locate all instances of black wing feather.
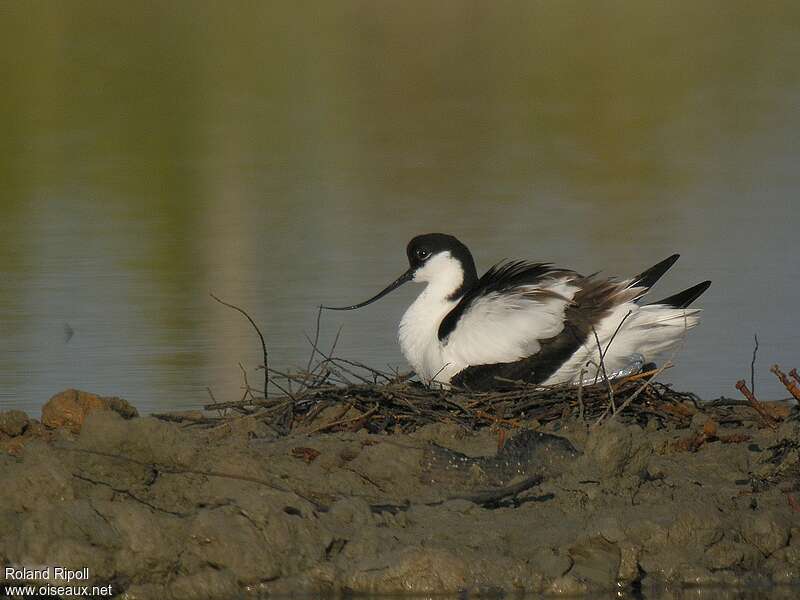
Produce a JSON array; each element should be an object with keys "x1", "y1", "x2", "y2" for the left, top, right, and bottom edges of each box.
[
  {"x1": 437, "y1": 261, "x2": 575, "y2": 342},
  {"x1": 649, "y1": 280, "x2": 711, "y2": 308},
  {"x1": 629, "y1": 254, "x2": 680, "y2": 293}
]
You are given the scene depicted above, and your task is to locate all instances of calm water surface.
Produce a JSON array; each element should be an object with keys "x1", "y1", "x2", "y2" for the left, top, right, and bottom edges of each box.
[{"x1": 1, "y1": 2, "x2": 799, "y2": 414}]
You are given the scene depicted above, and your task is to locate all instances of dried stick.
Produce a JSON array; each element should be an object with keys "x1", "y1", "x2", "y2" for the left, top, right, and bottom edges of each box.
[
  {"x1": 474, "y1": 410, "x2": 522, "y2": 428},
  {"x1": 590, "y1": 326, "x2": 615, "y2": 413},
  {"x1": 577, "y1": 367, "x2": 587, "y2": 422},
  {"x1": 302, "y1": 306, "x2": 324, "y2": 389},
  {"x1": 770, "y1": 364, "x2": 800, "y2": 402},
  {"x1": 606, "y1": 361, "x2": 673, "y2": 423},
  {"x1": 210, "y1": 292, "x2": 269, "y2": 399},
  {"x1": 751, "y1": 334, "x2": 759, "y2": 395},
  {"x1": 309, "y1": 405, "x2": 378, "y2": 434},
  {"x1": 615, "y1": 365, "x2": 672, "y2": 386},
  {"x1": 736, "y1": 380, "x2": 778, "y2": 429},
  {"x1": 601, "y1": 310, "x2": 633, "y2": 366},
  {"x1": 602, "y1": 308, "x2": 692, "y2": 425}
]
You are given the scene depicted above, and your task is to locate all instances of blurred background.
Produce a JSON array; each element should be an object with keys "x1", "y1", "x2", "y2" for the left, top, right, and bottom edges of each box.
[{"x1": 0, "y1": 1, "x2": 798, "y2": 414}]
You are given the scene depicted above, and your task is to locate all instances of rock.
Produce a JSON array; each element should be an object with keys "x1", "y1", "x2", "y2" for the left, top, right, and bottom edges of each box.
[
  {"x1": 167, "y1": 568, "x2": 239, "y2": 600},
  {"x1": 343, "y1": 547, "x2": 472, "y2": 594},
  {"x1": 41, "y1": 389, "x2": 138, "y2": 432},
  {"x1": 102, "y1": 396, "x2": 139, "y2": 420},
  {"x1": 579, "y1": 420, "x2": 652, "y2": 478},
  {"x1": 567, "y1": 537, "x2": 621, "y2": 590},
  {"x1": 705, "y1": 539, "x2": 762, "y2": 571},
  {"x1": 740, "y1": 512, "x2": 790, "y2": 556},
  {"x1": 0, "y1": 436, "x2": 26, "y2": 456},
  {"x1": 0, "y1": 410, "x2": 29, "y2": 437}
]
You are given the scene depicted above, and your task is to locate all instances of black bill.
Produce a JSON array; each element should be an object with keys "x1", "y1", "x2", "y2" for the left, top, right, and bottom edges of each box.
[{"x1": 322, "y1": 268, "x2": 414, "y2": 310}]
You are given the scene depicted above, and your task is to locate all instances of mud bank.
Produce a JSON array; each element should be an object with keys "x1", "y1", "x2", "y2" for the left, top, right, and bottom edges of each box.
[{"x1": 1, "y1": 390, "x2": 800, "y2": 598}]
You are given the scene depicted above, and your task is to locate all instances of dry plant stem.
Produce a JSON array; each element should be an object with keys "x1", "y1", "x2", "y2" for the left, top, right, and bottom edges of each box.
[
  {"x1": 474, "y1": 410, "x2": 522, "y2": 428},
  {"x1": 790, "y1": 368, "x2": 800, "y2": 386},
  {"x1": 201, "y1": 370, "x2": 702, "y2": 434},
  {"x1": 309, "y1": 405, "x2": 379, "y2": 434},
  {"x1": 770, "y1": 364, "x2": 800, "y2": 402},
  {"x1": 246, "y1": 362, "x2": 295, "y2": 400},
  {"x1": 210, "y1": 292, "x2": 269, "y2": 399},
  {"x1": 203, "y1": 398, "x2": 277, "y2": 411},
  {"x1": 591, "y1": 309, "x2": 632, "y2": 379},
  {"x1": 605, "y1": 361, "x2": 673, "y2": 424},
  {"x1": 751, "y1": 334, "x2": 759, "y2": 395},
  {"x1": 330, "y1": 357, "x2": 394, "y2": 382},
  {"x1": 599, "y1": 309, "x2": 689, "y2": 426},
  {"x1": 590, "y1": 327, "x2": 613, "y2": 407},
  {"x1": 206, "y1": 387, "x2": 225, "y2": 417},
  {"x1": 615, "y1": 365, "x2": 673, "y2": 386},
  {"x1": 589, "y1": 310, "x2": 632, "y2": 414},
  {"x1": 301, "y1": 306, "x2": 324, "y2": 391},
  {"x1": 307, "y1": 306, "x2": 323, "y2": 371},
  {"x1": 577, "y1": 368, "x2": 587, "y2": 422},
  {"x1": 238, "y1": 362, "x2": 256, "y2": 402},
  {"x1": 736, "y1": 379, "x2": 778, "y2": 429},
  {"x1": 303, "y1": 335, "x2": 375, "y2": 385},
  {"x1": 600, "y1": 310, "x2": 633, "y2": 366}
]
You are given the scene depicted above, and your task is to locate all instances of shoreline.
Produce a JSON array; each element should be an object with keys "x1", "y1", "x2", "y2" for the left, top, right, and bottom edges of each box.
[{"x1": 1, "y1": 387, "x2": 799, "y2": 598}]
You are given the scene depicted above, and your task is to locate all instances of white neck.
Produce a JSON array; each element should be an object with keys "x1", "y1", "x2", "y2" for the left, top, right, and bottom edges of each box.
[{"x1": 398, "y1": 253, "x2": 464, "y2": 381}]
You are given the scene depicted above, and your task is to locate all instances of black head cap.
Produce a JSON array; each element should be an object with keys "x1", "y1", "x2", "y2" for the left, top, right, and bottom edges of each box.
[{"x1": 406, "y1": 233, "x2": 478, "y2": 290}]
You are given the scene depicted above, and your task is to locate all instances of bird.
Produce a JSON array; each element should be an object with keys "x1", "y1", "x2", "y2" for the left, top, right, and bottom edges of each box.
[{"x1": 323, "y1": 233, "x2": 711, "y2": 390}]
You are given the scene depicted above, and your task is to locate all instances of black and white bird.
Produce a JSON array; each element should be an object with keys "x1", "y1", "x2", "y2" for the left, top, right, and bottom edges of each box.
[{"x1": 324, "y1": 233, "x2": 710, "y2": 390}]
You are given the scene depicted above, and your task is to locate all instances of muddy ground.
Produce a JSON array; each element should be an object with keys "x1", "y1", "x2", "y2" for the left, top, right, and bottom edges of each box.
[{"x1": 1, "y1": 389, "x2": 800, "y2": 599}]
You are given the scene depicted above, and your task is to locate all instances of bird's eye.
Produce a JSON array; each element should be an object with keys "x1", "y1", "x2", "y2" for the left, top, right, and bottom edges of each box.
[{"x1": 415, "y1": 248, "x2": 431, "y2": 261}]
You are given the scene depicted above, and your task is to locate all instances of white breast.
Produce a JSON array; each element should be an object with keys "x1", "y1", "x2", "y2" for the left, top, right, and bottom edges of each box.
[
  {"x1": 397, "y1": 252, "x2": 464, "y2": 382},
  {"x1": 398, "y1": 289, "x2": 459, "y2": 382}
]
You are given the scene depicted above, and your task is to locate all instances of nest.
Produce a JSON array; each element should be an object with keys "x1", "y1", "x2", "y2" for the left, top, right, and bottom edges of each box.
[
  {"x1": 192, "y1": 354, "x2": 710, "y2": 435},
  {"x1": 177, "y1": 297, "x2": 798, "y2": 436}
]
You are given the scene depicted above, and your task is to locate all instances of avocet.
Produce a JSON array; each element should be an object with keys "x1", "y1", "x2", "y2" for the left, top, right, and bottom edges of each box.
[{"x1": 324, "y1": 234, "x2": 710, "y2": 390}]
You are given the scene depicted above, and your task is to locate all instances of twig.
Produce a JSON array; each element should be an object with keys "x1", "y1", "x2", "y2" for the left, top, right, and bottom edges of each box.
[
  {"x1": 606, "y1": 361, "x2": 673, "y2": 424},
  {"x1": 600, "y1": 308, "x2": 691, "y2": 425},
  {"x1": 751, "y1": 334, "x2": 759, "y2": 396},
  {"x1": 210, "y1": 292, "x2": 269, "y2": 399},
  {"x1": 328, "y1": 325, "x2": 343, "y2": 358},
  {"x1": 238, "y1": 362, "x2": 256, "y2": 402},
  {"x1": 590, "y1": 326, "x2": 615, "y2": 413},
  {"x1": 577, "y1": 367, "x2": 587, "y2": 421},
  {"x1": 206, "y1": 387, "x2": 224, "y2": 417},
  {"x1": 615, "y1": 365, "x2": 673, "y2": 386},
  {"x1": 309, "y1": 405, "x2": 378, "y2": 433},
  {"x1": 203, "y1": 398, "x2": 277, "y2": 411},
  {"x1": 429, "y1": 362, "x2": 452, "y2": 387},
  {"x1": 770, "y1": 364, "x2": 800, "y2": 402},
  {"x1": 474, "y1": 410, "x2": 522, "y2": 428},
  {"x1": 736, "y1": 380, "x2": 778, "y2": 429},
  {"x1": 601, "y1": 310, "x2": 633, "y2": 366},
  {"x1": 304, "y1": 306, "x2": 324, "y2": 378}
]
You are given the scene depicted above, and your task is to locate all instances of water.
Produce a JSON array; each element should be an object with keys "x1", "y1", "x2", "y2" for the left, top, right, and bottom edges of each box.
[{"x1": 1, "y1": 1, "x2": 799, "y2": 415}]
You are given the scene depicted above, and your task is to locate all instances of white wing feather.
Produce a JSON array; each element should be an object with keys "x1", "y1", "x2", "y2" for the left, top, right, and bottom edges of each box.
[{"x1": 441, "y1": 278, "x2": 579, "y2": 375}]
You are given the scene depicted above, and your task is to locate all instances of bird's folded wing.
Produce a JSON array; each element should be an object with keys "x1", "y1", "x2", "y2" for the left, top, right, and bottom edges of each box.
[{"x1": 439, "y1": 262, "x2": 580, "y2": 367}]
